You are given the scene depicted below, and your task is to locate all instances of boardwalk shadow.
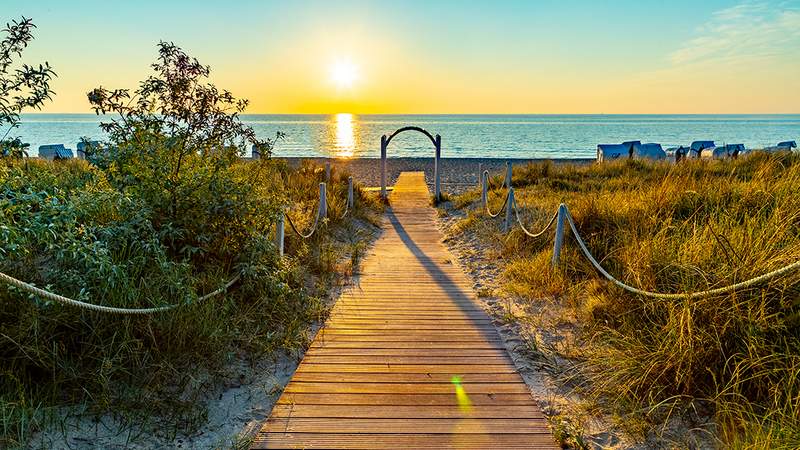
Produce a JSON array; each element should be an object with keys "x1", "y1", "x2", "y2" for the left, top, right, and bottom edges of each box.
[{"x1": 384, "y1": 206, "x2": 498, "y2": 339}]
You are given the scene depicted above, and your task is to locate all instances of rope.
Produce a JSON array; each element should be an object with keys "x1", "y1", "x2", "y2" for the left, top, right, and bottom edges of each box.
[
  {"x1": 1, "y1": 174, "x2": 354, "y2": 315},
  {"x1": 339, "y1": 201, "x2": 350, "y2": 220},
  {"x1": 482, "y1": 169, "x2": 507, "y2": 191},
  {"x1": 482, "y1": 169, "x2": 512, "y2": 218},
  {"x1": 0, "y1": 271, "x2": 241, "y2": 315},
  {"x1": 512, "y1": 198, "x2": 559, "y2": 238},
  {"x1": 562, "y1": 206, "x2": 800, "y2": 299},
  {"x1": 485, "y1": 190, "x2": 509, "y2": 218},
  {"x1": 286, "y1": 207, "x2": 321, "y2": 239}
]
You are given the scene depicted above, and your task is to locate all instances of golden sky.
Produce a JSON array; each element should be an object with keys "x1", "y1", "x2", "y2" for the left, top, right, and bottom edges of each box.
[{"x1": 8, "y1": 0, "x2": 800, "y2": 114}]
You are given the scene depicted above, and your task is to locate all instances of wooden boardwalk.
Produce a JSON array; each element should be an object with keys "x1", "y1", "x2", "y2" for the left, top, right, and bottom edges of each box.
[{"x1": 252, "y1": 172, "x2": 556, "y2": 449}]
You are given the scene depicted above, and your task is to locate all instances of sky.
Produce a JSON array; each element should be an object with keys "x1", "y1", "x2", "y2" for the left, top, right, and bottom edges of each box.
[{"x1": 5, "y1": 0, "x2": 800, "y2": 114}]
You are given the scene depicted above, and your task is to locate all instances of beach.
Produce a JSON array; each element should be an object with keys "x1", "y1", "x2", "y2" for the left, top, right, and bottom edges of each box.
[
  {"x1": 280, "y1": 157, "x2": 594, "y2": 194},
  {"x1": 4, "y1": 1, "x2": 799, "y2": 447}
]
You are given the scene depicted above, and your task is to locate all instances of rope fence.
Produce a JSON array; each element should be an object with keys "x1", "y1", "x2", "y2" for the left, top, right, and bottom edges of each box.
[
  {"x1": 278, "y1": 176, "x2": 355, "y2": 251},
  {"x1": 482, "y1": 171, "x2": 510, "y2": 218},
  {"x1": 513, "y1": 197, "x2": 559, "y2": 238},
  {"x1": 480, "y1": 162, "x2": 800, "y2": 299},
  {"x1": 0, "y1": 271, "x2": 241, "y2": 315},
  {"x1": 2, "y1": 174, "x2": 357, "y2": 315}
]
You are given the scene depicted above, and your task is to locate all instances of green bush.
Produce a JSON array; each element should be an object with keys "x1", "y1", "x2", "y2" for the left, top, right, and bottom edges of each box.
[
  {"x1": 0, "y1": 42, "x2": 381, "y2": 447},
  {"x1": 0, "y1": 155, "x2": 379, "y2": 447}
]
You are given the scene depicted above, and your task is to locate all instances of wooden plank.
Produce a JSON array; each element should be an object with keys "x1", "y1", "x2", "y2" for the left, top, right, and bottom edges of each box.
[
  {"x1": 324, "y1": 317, "x2": 493, "y2": 322},
  {"x1": 296, "y1": 364, "x2": 517, "y2": 374},
  {"x1": 304, "y1": 348, "x2": 509, "y2": 357},
  {"x1": 321, "y1": 325, "x2": 497, "y2": 331},
  {"x1": 315, "y1": 329, "x2": 498, "y2": 336},
  {"x1": 300, "y1": 355, "x2": 514, "y2": 365},
  {"x1": 309, "y1": 341, "x2": 506, "y2": 349},
  {"x1": 276, "y1": 393, "x2": 538, "y2": 406},
  {"x1": 289, "y1": 372, "x2": 523, "y2": 383},
  {"x1": 269, "y1": 404, "x2": 543, "y2": 419},
  {"x1": 329, "y1": 307, "x2": 488, "y2": 313},
  {"x1": 252, "y1": 433, "x2": 557, "y2": 449},
  {"x1": 312, "y1": 336, "x2": 504, "y2": 343},
  {"x1": 283, "y1": 382, "x2": 531, "y2": 394},
  {"x1": 323, "y1": 320, "x2": 494, "y2": 326},
  {"x1": 262, "y1": 418, "x2": 550, "y2": 434},
  {"x1": 252, "y1": 172, "x2": 555, "y2": 449}
]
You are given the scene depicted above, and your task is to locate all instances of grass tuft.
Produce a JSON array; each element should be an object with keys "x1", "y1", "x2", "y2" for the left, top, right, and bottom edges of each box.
[{"x1": 448, "y1": 152, "x2": 800, "y2": 446}]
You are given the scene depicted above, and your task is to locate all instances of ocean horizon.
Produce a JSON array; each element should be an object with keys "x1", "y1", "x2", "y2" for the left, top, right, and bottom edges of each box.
[{"x1": 14, "y1": 113, "x2": 800, "y2": 159}]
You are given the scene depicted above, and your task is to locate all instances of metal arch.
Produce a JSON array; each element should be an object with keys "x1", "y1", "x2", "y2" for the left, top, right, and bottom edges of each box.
[
  {"x1": 380, "y1": 125, "x2": 443, "y2": 202},
  {"x1": 383, "y1": 126, "x2": 440, "y2": 147}
]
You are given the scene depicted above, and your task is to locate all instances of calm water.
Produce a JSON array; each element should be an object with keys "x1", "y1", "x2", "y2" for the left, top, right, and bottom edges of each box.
[{"x1": 15, "y1": 114, "x2": 800, "y2": 159}]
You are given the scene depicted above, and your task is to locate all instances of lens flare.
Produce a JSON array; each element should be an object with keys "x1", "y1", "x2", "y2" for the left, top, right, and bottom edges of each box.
[{"x1": 451, "y1": 376, "x2": 473, "y2": 413}]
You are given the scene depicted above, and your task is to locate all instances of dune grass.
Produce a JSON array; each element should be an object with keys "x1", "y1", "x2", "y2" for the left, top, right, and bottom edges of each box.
[
  {"x1": 0, "y1": 157, "x2": 382, "y2": 448},
  {"x1": 447, "y1": 152, "x2": 800, "y2": 447}
]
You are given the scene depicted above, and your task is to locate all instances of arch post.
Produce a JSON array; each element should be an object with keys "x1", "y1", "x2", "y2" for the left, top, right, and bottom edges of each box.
[
  {"x1": 380, "y1": 135, "x2": 387, "y2": 199},
  {"x1": 434, "y1": 134, "x2": 442, "y2": 202}
]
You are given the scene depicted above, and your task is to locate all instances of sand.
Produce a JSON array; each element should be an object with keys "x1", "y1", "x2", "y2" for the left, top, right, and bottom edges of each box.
[
  {"x1": 279, "y1": 157, "x2": 593, "y2": 195},
  {"x1": 31, "y1": 354, "x2": 299, "y2": 449}
]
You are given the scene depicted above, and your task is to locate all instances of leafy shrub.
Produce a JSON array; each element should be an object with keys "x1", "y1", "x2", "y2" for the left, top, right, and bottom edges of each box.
[
  {"x1": 0, "y1": 43, "x2": 377, "y2": 448},
  {"x1": 86, "y1": 42, "x2": 285, "y2": 264}
]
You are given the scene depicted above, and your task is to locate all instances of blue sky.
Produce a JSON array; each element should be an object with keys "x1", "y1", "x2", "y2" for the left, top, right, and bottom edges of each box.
[{"x1": 5, "y1": 0, "x2": 800, "y2": 113}]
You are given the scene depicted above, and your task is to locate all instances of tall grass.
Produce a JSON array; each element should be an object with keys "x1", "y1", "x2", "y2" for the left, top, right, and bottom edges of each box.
[
  {"x1": 450, "y1": 153, "x2": 800, "y2": 447},
  {"x1": 0, "y1": 158, "x2": 380, "y2": 447}
]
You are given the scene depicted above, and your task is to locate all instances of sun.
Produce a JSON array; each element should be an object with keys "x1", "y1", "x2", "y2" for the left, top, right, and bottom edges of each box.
[{"x1": 329, "y1": 59, "x2": 359, "y2": 89}]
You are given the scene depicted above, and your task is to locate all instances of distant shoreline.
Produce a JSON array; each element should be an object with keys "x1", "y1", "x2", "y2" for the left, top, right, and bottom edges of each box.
[{"x1": 14, "y1": 114, "x2": 798, "y2": 160}]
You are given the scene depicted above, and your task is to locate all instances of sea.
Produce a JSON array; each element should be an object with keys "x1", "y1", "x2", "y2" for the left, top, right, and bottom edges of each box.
[{"x1": 13, "y1": 114, "x2": 800, "y2": 159}]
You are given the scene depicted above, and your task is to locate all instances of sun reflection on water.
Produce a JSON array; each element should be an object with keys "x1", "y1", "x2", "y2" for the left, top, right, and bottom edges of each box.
[{"x1": 332, "y1": 113, "x2": 357, "y2": 158}]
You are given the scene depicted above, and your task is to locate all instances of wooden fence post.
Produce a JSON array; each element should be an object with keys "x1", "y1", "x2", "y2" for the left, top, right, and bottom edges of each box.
[
  {"x1": 319, "y1": 182, "x2": 327, "y2": 220},
  {"x1": 276, "y1": 211, "x2": 284, "y2": 257},
  {"x1": 552, "y1": 204, "x2": 567, "y2": 267},
  {"x1": 347, "y1": 176, "x2": 354, "y2": 210},
  {"x1": 504, "y1": 187, "x2": 515, "y2": 232},
  {"x1": 477, "y1": 163, "x2": 482, "y2": 189},
  {"x1": 481, "y1": 171, "x2": 488, "y2": 211},
  {"x1": 505, "y1": 161, "x2": 513, "y2": 189}
]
